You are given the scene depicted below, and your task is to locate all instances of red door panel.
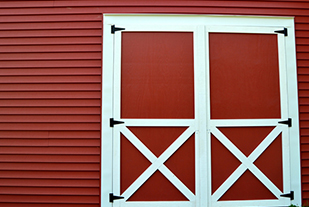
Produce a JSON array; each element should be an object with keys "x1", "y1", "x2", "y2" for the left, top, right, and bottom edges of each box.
[
  {"x1": 121, "y1": 32, "x2": 194, "y2": 119},
  {"x1": 209, "y1": 33, "x2": 281, "y2": 119}
]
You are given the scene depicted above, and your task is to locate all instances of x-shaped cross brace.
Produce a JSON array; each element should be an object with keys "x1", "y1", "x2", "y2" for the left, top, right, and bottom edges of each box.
[
  {"x1": 211, "y1": 126, "x2": 284, "y2": 202},
  {"x1": 119, "y1": 125, "x2": 196, "y2": 201}
]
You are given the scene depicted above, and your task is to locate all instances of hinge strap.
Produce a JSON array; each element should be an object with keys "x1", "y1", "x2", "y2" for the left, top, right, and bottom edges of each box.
[
  {"x1": 109, "y1": 193, "x2": 124, "y2": 203},
  {"x1": 275, "y1": 28, "x2": 288, "y2": 36},
  {"x1": 110, "y1": 118, "x2": 124, "y2": 127},
  {"x1": 280, "y1": 191, "x2": 294, "y2": 200},
  {"x1": 111, "y1": 25, "x2": 125, "y2": 34},
  {"x1": 278, "y1": 118, "x2": 292, "y2": 127}
]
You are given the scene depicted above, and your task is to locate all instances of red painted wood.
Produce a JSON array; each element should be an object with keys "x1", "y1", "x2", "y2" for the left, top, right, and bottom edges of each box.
[
  {"x1": 0, "y1": 171, "x2": 100, "y2": 179},
  {"x1": 0, "y1": 29, "x2": 102, "y2": 37},
  {"x1": 0, "y1": 107, "x2": 100, "y2": 115},
  {"x1": 0, "y1": 147, "x2": 100, "y2": 154},
  {"x1": 0, "y1": 92, "x2": 101, "y2": 99},
  {"x1": 0, "y1": 83, "x2": 101, "y2": 91},
  {"x1": 220, "y1": 170, "x2": 276, "y2": 200},
  {"x1": 120, "y1": 134, "x2": 151, "y2": 194},
  {"x1": 0, "y1": 76, "x2": 101, "y2": 83},
  {"x1": 0, "y1": 14, "x2": 102, "y2": 22},
  {"x1": 0, "y1": 178, "x2": 100, "y2": 187},
  {"x1": 212, "y1": 127, "x2": 283, "y2": 200},
  {"x1": 121, "y1": 127, "x2": 195, "y2": 200},
  {"x1": 121, "y1": 32, "x2": 194, "y2": 119},
  {"x1": 0, "y1": 139, "x2": 100, "y2": 147},
  {"x1": 0, "y1": 68, "x2": 101, "y2": 75},
  {"x1": 0, "y1": 195, "x2": 99, "y2": 203},
  {"x1": 0, "y1": 100, "x2": 100, "y2": 107},
  {"x1": 0, "y1": 123, "x2": 100, "y2": 130},
  {"x1": 0, "y1": 52, "x2": 101, "y2": 60},
  {"x1": 209, "y1": 33, "x2": 281, "y2": 119},
  {"x1": 128, "y1": 171, "x2": 188, "y2": 201},
  {"x1": 0, "y1": 45, "x2": 101, "y2": 53},
  {"x1": 0, "y1": 37, "x2": 101, "y2": 45},
  {"x1": 1, "y1": 131, "x2": 100, "y2": 139},
  {"x1": 0, "y1": 60, "x2": 101, "y2": 68},
  {"x1": 0, "y1": 115, "x2": 100, "y2": 122},
  {"x1": 0, "y1": 163, "x2": 99, "y2": 171},
  {"x1": 165, "y1": 135, "x2": 195, "y2": 194},
  {"x1": 0, "y1": 186, "x2": 99, "y2": 195},
  {"x1": 211, "y1": 134, "x2": 241, "y2": 194},
  {"x1": 0, "y1": 22, "x2": 101, "y2": 30},
  {"x1": 0, "y1": 155, "x2": 100, "y2": 163},
  {"x1": 0, "y1": 0, "x2": 307, "y2": 205},
  {"x1": 0, "y1": 204, "x2": 99, "y2": 207},
  {"x1": 0, "y1": 10, "x2": 102, "y2": 206}
]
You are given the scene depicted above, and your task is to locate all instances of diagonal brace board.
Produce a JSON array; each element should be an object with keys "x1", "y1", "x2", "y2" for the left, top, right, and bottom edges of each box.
[
  {"x1": 119, "y1": 125, "x2": 196, "y2": 201},
  {"x1": 211, "y1": 126, "x2": 283, "y2": 201}
]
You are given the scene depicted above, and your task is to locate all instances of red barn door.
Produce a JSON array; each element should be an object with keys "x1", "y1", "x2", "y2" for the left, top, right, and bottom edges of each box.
[
  {"x1": 207, "y1": 26, "x2": 291, "y2": 207},
  {"x1": 103, "y1": 16, "x2": 298, "y2": 207},
  {"x1": 111, "y1": 25, "x2": 203, "y2": 207}
]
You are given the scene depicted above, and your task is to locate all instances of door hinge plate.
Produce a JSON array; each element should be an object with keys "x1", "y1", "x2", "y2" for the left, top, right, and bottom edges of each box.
[
  {"x1": 280, "y1": 191, "x2": 294, "y2": 200},
  {"x1": 109, "y1": 193, "x2": 124, "y2": 203},
  {"x1": 275, "y1": 28, "x2": 288, "y2": 36},
  {"x1": 111, "y1": 25, "x2": 125, "y2": 34},
  {"x1": 278, "y1": 118, "x2": 292, "y2": 127},
  {"x1": 110, "y1": 118, "x2": 124, "y2": 127}
]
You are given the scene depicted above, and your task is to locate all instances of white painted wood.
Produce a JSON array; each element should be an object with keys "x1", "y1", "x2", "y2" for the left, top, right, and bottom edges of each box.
[
  {"x1": 116, "y1": 24, "x2": 197, "y2": 32},
  {"x1": 285, "y1": 21, "x2": 302, "y2": 207},
  {"x1": 248, "y1": 126, "x2": 282, "y2": 162},
  {"x1": 194, "y1": 25, "x2": 208, "y2": 207},
  {"x1": 211, "y1": 164, "x2": 247, "y2": 202},
  {"x1": 113, "y1": 29, "x2": 122, "y2": 120},
  {"x1": 159, "y1": 165, "x2": 196, "y2": 201},
  {"x1": 207, "y1": 26, "x2": 283, "y2": 34},
  {"x1": 214, "y1": 199, "x2": 286, "y2": 207},
  {"x1": 205, "y1": 23, "x2": 295, "y2": 207},
  {"x1": 124, "y1": 201, "x2": 193, "y2": 207},
  {"x1": 210, "y1": 125, "x2": 289, "y2": 206},
  {"x1": 102, "y1": 16, "x2": 115, "y2": 207},
  {"x1": 120, "y1": 119, "x2": 195, "y2": 126},
  {"x1": 277, "y1": 33, "x2": 289, "y2": 119},
  {"x1": 210, "y1": 119, "x2": 280, "y2": 127},
  {"x1": 120, "y1": 126, "x2": 195, "y2": 201}
]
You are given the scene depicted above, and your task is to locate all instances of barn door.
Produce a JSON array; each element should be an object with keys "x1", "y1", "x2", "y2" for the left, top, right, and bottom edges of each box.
[
  {"x1": 207, "y1": 26, "x2": 291, "y2": 207},
  {"x1": 110, "y1": 25, "x2": 207, "y2": 207},
  {"x1": 103, "y1": 18, "x2": 298, "y2": 207}
]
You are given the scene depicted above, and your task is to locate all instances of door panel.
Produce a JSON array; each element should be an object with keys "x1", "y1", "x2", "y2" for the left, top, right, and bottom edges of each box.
[
  {"x1": 113, "y1": 27, "x2": 199, "y2": 207},
  {"x1": 208, "y1": 28, "x2": 290, "y2": 207},
  {"x1": 109, "y1": 24, "x2": 292, "y2": 207},
  {"x1": 121, "y1": 32, "x2": 194, "y2": 119},
  {"x1": 209, "y1": 33, "x2": 281, "y2": 119}
]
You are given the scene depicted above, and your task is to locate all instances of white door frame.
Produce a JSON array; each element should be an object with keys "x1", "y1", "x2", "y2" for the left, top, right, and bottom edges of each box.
[{"x1": 102, "y1": 14, "x2": 301, "y2": 207}]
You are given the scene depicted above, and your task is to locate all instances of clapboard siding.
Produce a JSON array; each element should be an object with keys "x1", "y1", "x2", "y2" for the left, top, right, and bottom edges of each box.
[
  {"x1": 0, "y1": 0, "x2": 308, "y2": 206},
  {"x1": 0, "y1": 7, "x2": 102, "y2": 207}
]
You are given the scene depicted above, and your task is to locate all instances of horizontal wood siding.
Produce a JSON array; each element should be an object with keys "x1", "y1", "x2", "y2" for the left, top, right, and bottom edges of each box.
[
  {"x1": 0, "y1": 6, "x2": 102, "y2": 207},
  {"x1": 0, "y1": 0, "x2": 308, "y2": 205}
]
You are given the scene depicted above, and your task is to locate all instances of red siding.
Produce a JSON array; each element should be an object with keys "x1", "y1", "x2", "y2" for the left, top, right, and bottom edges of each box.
[
  {"x1": 0, "y1": 0, "x2": 308, "y2": 205},
  {"x1": 0, "y1": 4, "x2": 102, "y2": 206}
]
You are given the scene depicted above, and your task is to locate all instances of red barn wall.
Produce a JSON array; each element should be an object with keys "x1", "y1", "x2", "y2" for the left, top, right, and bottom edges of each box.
[{"x1": 0, "y1": 0, "x2": 308, "y2": 206}]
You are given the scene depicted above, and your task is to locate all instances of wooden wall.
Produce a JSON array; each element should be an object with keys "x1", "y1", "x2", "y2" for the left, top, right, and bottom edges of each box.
[{"x1": 0, "y1": 0, "x2": 308, "y2": 206}]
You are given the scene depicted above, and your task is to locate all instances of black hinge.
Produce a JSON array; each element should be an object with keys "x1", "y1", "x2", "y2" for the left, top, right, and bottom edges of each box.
[
  {"x1": 109, "y1": 193, "x2": 124, "y2": 203},
  {"x1": 275, "y1": 28, "x2": 288, "y2": 36},
  {"x1": 280, "y1": 191, "x2": 294, "y2": 200},
  {"x1": 111, "y1": 25, "x2": 125, "y2": 34},
  {"x1": 110, "y1": 118, "x2": 124, "y2": 127},
  {"x1": 278, "y1": 118, "x2": 292, "y2": 127}
]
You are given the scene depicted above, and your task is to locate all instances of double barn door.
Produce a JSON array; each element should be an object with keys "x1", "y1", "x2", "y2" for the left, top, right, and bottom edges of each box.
[{"x1": 103, "y1": 18, "x2": 296, "y2": 207}]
